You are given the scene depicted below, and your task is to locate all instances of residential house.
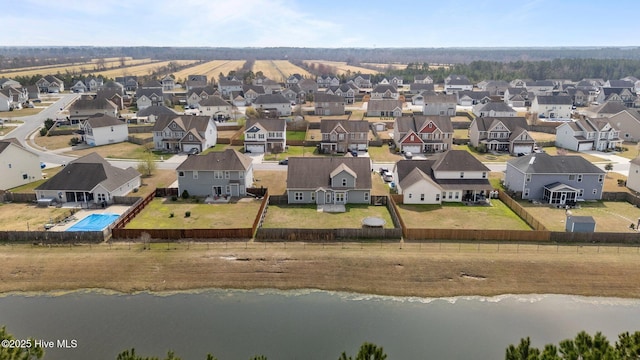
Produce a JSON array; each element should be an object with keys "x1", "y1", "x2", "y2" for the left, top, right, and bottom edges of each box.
[
  {"x1": 80, "y1": 114, "x2": 128, "y2": 146},
  {"x1": 394, "y1": 150, "x2": 491, "y2": 204},
  {"x1": 0, "y1": 138, "x2": 42, "y2": 190},
  {"x1": 457, "y1": 90, "x2": 491, "y2": 106},
  {"x1": 26, "y1": 85, "x2": 40, "y2": 101},
  {"x1": 186, "y1": 86, "x2": 217, "y2": 107},
  {"x1": 71, "y1": 80, "x2": 88, "y2": 93},
  {"x1": 596, "y1": 87, "x2": 636, "y2": 107},
  {"x1": 422, "y1": 93, "x2": 457, "y2": 116},
  {"x1": 69, "y1": 97, "x2": 118, "y2": 124},
  {"x1": 96, "y1": 90, "x2": 125, "y2": 111},
  {"x1": 238, "y1": 84, "x2": 265, "y2": 105},
  {"x1": 198, "y1": 95, "x2": 232, "y2": 120},
  {"x1": 531, "y1": 95, "x2": 573, "y2": 119},
  {"x1": 504, "y1": 87, "x2": 529, "y2": 107},
  {"x1": 261, "y1": 79, "x2": 282, "y2": 94},
  {"x1": 326, "y1": 84, "x2": 357, "y2": 104},
  {"x1": 253, "y1": 93, "x2": 292, "y2": 116},
  {"x1": 626, "y1": 156, "x2": 640, "y2": 193},
  {"x1": 473, "y1": 102, "x2": 517, "y2": 117},
  {"x1": 393, "y1": 115, "x2": 454, "y2": 153},
  {"x1": 35, "y1": 152, "x2": 141, "y2": 205},
  {"x1": 479, "y1": 80, "x2": 510, "y2": 97},
  {"x1": 136, "y1": 88, "x2": 164, "y2": 110},
  {"x1": 176, "y1": 149, "x2": 253, "y2": 198},
  {"x1": 409, "y1": 83, "x2": 434, "y2": 94},
  {"x1": 136, "y1": 105, "x2": 177, "y2": 123},
  {"x1": 604, "y1": 79, "x2": 635, "y2": 89},
  {"x1": 504, "y1": 153, "x2": 605, "y2": 204},
  {"x1": 286, "y1": 157, "x2": 372, "y2": 205},
  {"x1": 414, "y1": 75, "x2": 433, "y2": 84},
  {"x1": 555, "y1": 118, "x2": 622, "y2": 152},
  {"x1": 468, "y1": 117, "x2": 534, "y2": 154},
  {"x1": 101, "y1": 80, "x2": 125, "y2": 96},
  {"x1": 161, "y1": 75, "x2": 176, "y2": 91},
  {"x1": 286, "y1": 74, "x2": 303, "y2": 87},
  {"x1": 510, "y1": 79, "x2": 527, "y2": 88},
  {"x1": 319, "y1": 119, "x2": 369, "y2": 153},
  {"x1": 389, "y1": 76, "x2": 404, "y2": 87},
  {"x1": 85, "y1": 77, "x2": 103, "y2": 92},
  {"x1": 281, "y1": 84, "x2": 305, "y2": 104},
  {"x1": 0, "y1": 78, "x2": 21, "y2": 89},
  {"x1": 525, "y1": 80, "x2": 555, "y2": 96},
  {"x1": 366, "y1": 99, "x2": 402, "y2": 117},
  {"x1": 411, "y1": 92, "x2": 426, "y2": 106},
  {"x1": 350, "y1": 74, "x2": 372, "y2": 89},
  {"x1": 581, "y1": 101, "x2": 627, "y2": 118},
  {"x1": 317, "y1": 75, "x2": 340, "y2": 88},
  {"x1": 36, "y1": 75, "x2": 64, "y2": 93},
  {"x1": 0, "y1": 86, "x2": 28, "y2": 110},
  {"x1": 313, "y1": 93, "x2": 345, "y2": 116},
  {"x1": 115, "y1": 76, "x2": 139, "y2": 91},
  {"x1": 0, "y1": 91, "x2": 10, "y2": 112},
  {"x1": 298, "y1": 78, "x2": 318, "y2": 95},
  {"x1": 152, "y1": 114, "x2": 217, "y2": 152},
  {"x1": 607, "y1": 109, "x2": 640, "y2": 142},
  {"x1": 218, "y1": 78, "x2": 243, "y2": 98},
  {"x1": 244, "y1": 118, "x2": 286, "y2": 153},
  {"x1": 185, "y1": 75, "x2": 207, "y2": 91},
  {"x1": 444, "y1": 74, "x2": 472, "y2": 94},
  {"x1": 370, "y1": 84, "x2": 399, "y2": 100}
]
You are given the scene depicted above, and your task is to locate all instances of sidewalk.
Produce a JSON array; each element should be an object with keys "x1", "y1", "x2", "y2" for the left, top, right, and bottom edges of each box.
[{"x1": 583, "y1": 151, "x2": 630, "y2": 164}]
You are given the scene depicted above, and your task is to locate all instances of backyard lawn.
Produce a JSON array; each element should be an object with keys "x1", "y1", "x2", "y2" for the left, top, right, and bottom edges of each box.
[
  {"x1": 254, "y1": 170, "x2": 287, "y2": 195},
  {"x1": 125, "y1": 198, "x2": 261, "y2": 229},
  {"x1": 0, "y1": 203, "x2": 72, "y2": 231},
  {"x1": 68, "y1": 142, "x2": 172, "y2": 160},
  {"x1": 34, "y1": 134, "x2": 75, "y2": 150},
  {"x1": 287, "y1": 130, "x2": 306, "y2": 141},
  {"x1": 519, "y1": 201, "x2": 640, "y2": 232},
  {"x1": 397, "y1": 200, "x2": 531, "y2": 230},
  {"x1": 262, "y1": 204, "x2": 395, "y2": 229},
  {"x1": 368, "y1": 145, "x2": 403, "y2": 162}
]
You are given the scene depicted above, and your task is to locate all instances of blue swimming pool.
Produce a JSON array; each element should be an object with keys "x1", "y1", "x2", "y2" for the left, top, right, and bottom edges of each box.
[{"x1": 67, "y1": 213, "x2": 120, "y2": 232}]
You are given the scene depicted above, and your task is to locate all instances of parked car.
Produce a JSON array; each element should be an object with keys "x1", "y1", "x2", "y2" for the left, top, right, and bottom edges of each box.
[
  {"x1": 188, "y1": 148, "x2": 199, "y2": 155},
  {"x1": 379, "y1": 167, "x2": 389, "y2": 175},
  {"x1": 40, "y1": 162, "x2": 46, "y2": 169},
  {"x1": 383, "y1": 173, "x2": 394, "y2": 183},
  {"x1": 350, "y1": 150, "x2": 358, "y2": 157},
  {"x1": 404, "y1": 151, "x2": 413, "y2": 159},
  {"x1": 279, "y1": 158, "x2": 288, "y2": 165}
]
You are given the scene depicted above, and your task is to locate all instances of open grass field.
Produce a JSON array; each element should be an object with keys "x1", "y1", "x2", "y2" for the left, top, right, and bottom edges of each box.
[
  {"x1": 125, "y1": 198, "x2": 260, "y2": 229},
  {"x1": 360, "y1": 62, "x2": 407, "y2": 71},
  {"x1": 94, "y1": 60, "x2": 199, "y2": 78},
  {"x1": 0, "y1": 58, "x2": 155, "y2": 78},
  {"x1": 262, "y1": 204, "x2": 395, "y2": 229},
  {"x1": 398, "y1": 200, "x2": 532, "y2": 230},
  {"x1": 252, "y1": 60, "x2": 312, "y2": 82},
  {"x1": 0, "y1": 203, "x2": 71, "y2": 231},
  {"x1": 520, "y1": 200, "x2": 640, "y2": 232},
  {"x1": 303, "y1": 60, "x2": 381, "y2": 76},
  {"x1": 34, "y1": 134, "x2": 74, "y2": 150},
  {"x1": 171, "y1": 60, "x2": 246, "y2": 82}
]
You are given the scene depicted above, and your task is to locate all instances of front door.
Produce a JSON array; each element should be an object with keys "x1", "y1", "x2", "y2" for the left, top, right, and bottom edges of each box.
[
  {"x1": 335, "y1": 192, "x2": 345, "y2": 204},
  {"x1": 326, "y1": 193, "x2": 332, "y2": 204},
  {"x1": 560, "y1": 193, "x2": 567, "y2": 205}
]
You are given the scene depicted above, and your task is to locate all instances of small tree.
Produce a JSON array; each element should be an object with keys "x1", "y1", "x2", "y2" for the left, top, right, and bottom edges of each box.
[
  {"x1": 181, "y1": 190, "x2": 190, "y2": 199},
  {"x1": 604, "y1": 163, "x2": 613, "y2": 177},
  {"x1": 245, "y1": 106, "x2": 259, "y2": 119},
  {"x1": 137, "y1": 145, "x2": 157, "y2": 177}
]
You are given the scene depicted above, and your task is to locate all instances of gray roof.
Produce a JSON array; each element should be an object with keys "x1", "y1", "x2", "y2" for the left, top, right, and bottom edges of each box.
[
  {"x1": 372, "y1": 84, "x2": 398, "y2": 94},
  {"x1": 320, "y1": 119, "x2": 369, "y2": 134},
  {"x1": 136, "y1": 88, "x2": 163, "y2": 99},
  {"x1": 458, "y1": 90, "x2": 490, "y2": 100},
  {"x1": 395, "y1": 159, "x2": 436, "y2": 184},
  {"x1": 152, "y1": 114, "x2": 211, "y2": 132},
  {"x1": 137, "y1": 105, "x2": 178, "y2": 117},
  {"x1": 395, "y1": 154, "x2": 490, "y2": 191},
  {"x1": 508, "y1": 153, "x2": 604, "y2": 174},
  {"x1": 242, "y1": 84, "x2": 265, "y2": 94},
  {"x1": 473, "y1": 117, "x2": 529, "y2": 132},
  {"x1": 176, "y1": 149, "x2": 252, "y2": 171},
  {"x1": 85, "y1": 114, "x2": 124, "y2": 128},
  {"x1": 422, "y1": 93, "x2": 457, "y2": 104},
  {"x1": 477, "y1": 102, "x2": 517, "y2": 113},
  {"x1": 432, "y1": 150, "x2": 490, "y2": 172},
  {"x1": 607, "y1": 80, "x2": 634, "y2": 88},
  {"x1": 526, "y1": 80, "x2": 554, "y2": 87},
  {"x1": 591, "y1": 101, "x2": 627, "y2": 115},
  {"x1": 253, "y1": 93, "x2": 289, "y2": 105},
  {"x1": 0, "y1": 137, "x2": 28, "y2": 154},
  {"x1": 366, "y1": 99, "x2": 402, "y2": 112},
  {"x1": 286, "y1": 157, "x2": 372, "y2": 189},
  {"x1": 35, "y1": 152, "x2": 139, "y2": 192},
  {"x1": 535, "y1": 95, "x2": 573, "y2": 105},
  {"x1": 446, "y1": 75, "x2": 471, "y2": 85},
  {"x1": 70, "y1": 97, "x2": 117, "y2": 111},
  {"x1": 245, "y1": 118, "x2": 286, "y2": 132},
  {"x1": 188, "y1": 86, "x2": 217, "y2": 97},
  {"x1": 199, "y1": 95, "x2": 231, "y2": 107},
  {"x1": 410, "y1": 83, "x2": 435, "y2": 92},
  {"x1": 314, "y1": 93, "x2": 344, "y2": 103}
]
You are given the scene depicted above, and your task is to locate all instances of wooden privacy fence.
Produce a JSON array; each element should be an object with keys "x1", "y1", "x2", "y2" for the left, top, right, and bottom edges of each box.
[
  {"x1": 498, "y1": 191, "x2": 548, "y2": 231},
  {"x1": 550, "y1": 231, "x2": 640, "y2": 244},
  {"x1": 111, "y1": 191, "x2": 154, "y2": 230},
  {"x1": 255, "y1": 228, "x2": 402, "y2": 242},
  {"x1": 111, "y1": 228, "x2": 252, "y2": 241},
  {"x1": 0, "y1": 230, "x2": 104, "y2": 243},
  {"x1": 403, "y1": 228, "x2": 551, "y2": 242},
  {"x1": 251, "y1": 191, "x2": 269, "y2": 236}
]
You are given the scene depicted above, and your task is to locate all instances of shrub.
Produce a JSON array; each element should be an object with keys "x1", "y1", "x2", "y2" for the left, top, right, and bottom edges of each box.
[
  {"x1": 171, "y1": 195, "x2": 178, "y2": 202},
  {"x1": 68, "y1": 137, "x2": 81, "y2": 146},
  {"x1": 192, "y1": 198, "x2": 199, "y2": 203},
  {"x1": 169, "y1": 212, "x2": 174, "y2": 218},
  {"x1": 185, "y1": 211, "x2": 191, "y2": 218},
  {"x1": 39, "y1": 127, "x2": 48, "y2": 136},
  {"x1": 181, "y1": 190, "x2": 190, "y2": 199}
]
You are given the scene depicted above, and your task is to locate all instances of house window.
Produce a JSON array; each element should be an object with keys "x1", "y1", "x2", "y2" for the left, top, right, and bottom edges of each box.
[
  {"x1": 598, "y1": 174, "x2": 604, "y2": 182},
  {"x1": 8, "y1": 164, "x2": 11, "y2": 168},
  {"x1": 482, "y1": 172, "x2": 487, "y2": 179},
  {"x1": 526, "y1": 174, "x2": 531, "y2": 182},
  {"x1": 578, "y1": 189, "x2": 584, "y2": 197},
  {"x1": 22, "y1": 174, "x2": 28, "y2": 180},
  {"x1": 342, "y1": 178, "x2": 347, "y2": 186},
  {"x1": 214, "y1": 171, "x2": 223, "y2": 179},
  {"x1": 193, "y1": 171, "x2": 198, "y2": 180},
  {"x1": 455, "y1": 192, "x2": 459, "y2": 199},
  {"x1": 239, "y1": 172, "x2": 243, "y2": 179},
  {"x1": 189, "y1": 134, "x2": 193, "y2": 140},
  {"x1": 224, "y1": 171, "x2": 230, "y2": 179},
  {"x1": 178, "y1": 171, "x2": 184, "y2": 177},
  {"x1": 111, "y1": 126, "x2": 114, "y2": 132},
  {"x1": 436, "y1": 193, "x2": 440, "y2": 201},
  {"x1": 593, "y1": 189, "x2": 598, "y2": 195},
  {"x1": 311, "y1": 192, "x2": 315, "y2": 202},
  {"x1": 569, "y1": 174, "x2": 576, "y2": 181},
  {"x1": 420, "y1": 194, "x2": 425, "y2": 201},
  {"x1": 524, "y1": 188, "x2": 530, "y2": 197},
  {"x1": 577, "y1": 174, "x2": 583, "y2": 182},
  {"x1": 294, "y1": 192, "x2": 303, "y2": 201},
  {"x1": 409, "y1": 193, "x2": 413, "y2": 199},
  {"x1": 460, "y1": 172, "x2": 464, "y2": 178},
  {"x1": 448, "y1": 192, "x2": 453, "y2": 199},
  {"x1": 258, "y1": 134, "x2": 265, "y2": 139},
  {"x1": 364, "y1": 192, "x2": 369, "y2": 202}
]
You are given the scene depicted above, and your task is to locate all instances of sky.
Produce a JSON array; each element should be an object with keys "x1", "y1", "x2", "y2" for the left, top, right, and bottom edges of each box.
[{"x1": 3, "y1": 0, "x2": 639, "y2": 48}]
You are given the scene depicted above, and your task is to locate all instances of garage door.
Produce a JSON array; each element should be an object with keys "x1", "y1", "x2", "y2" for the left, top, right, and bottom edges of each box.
[
  {"x1": 183, "y1": 144, "x2": 200, "y2": 153},
  {"x1": 402, "y1": 145, "x2": 421, "y2": 154},
  {"x1": 513, "y1": 145, "x2": 531, "y2": 154},
  {"x1": 246, "y1": 144, "x2": 265, "y2": 153},
  {"x1": 578, "y1": 142, "x2": 592, "y2": 151}
]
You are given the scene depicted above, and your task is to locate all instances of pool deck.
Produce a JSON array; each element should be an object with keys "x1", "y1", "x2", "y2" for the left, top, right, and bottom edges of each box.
[{"x1": 48, "y1": 205, "x2": 130, "y2": 232}]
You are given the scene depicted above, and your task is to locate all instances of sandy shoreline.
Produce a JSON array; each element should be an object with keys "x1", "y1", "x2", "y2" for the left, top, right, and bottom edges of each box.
[{"x1": 1, "y1": 241, "x2": 640, "y2": 299}]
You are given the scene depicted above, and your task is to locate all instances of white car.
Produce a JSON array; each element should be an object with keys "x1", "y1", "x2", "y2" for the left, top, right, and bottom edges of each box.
[
  {"x1": 383, "y1": 173, "x2": 394, "y2": 182},
  {"x1": 404, "y1": 151, "x2": 413, "y2": 159}
]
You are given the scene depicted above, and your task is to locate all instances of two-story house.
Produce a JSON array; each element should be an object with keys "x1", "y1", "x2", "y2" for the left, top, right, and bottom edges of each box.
[
  {"x1": 393, "y1": 115, "x2": 454, "y2": 154},
  {"x1": 253, "y1": 93, "x2": 292, "y2": 116},
  {"x1": 80, "y1": 114, "x2": 128, "y2": 147},
  {"x1": 468, "y1": 117, "x2": 534, "y2": 155},
  {"x1": 531, "y1": 95, "x2": 573, "y2": 119},
  {"x1": 414, "y1": 75, "x2": 434, "y2": 84},
  {"x1": 0, "y1": 138, "x2": 42, "y2": 190},
  {"x1": 319, "y1": 119, "x2": 369, "y2": 153},
  {"x1": 457, "y1": 90, "x2": 491, "y2": 106},
  {"x1": 186, "y1": 86, "x2": 218, "y2": 107},
  {"x1": 152, "y1": 114, "x2": 217, "y2": 153},
  {"x1": 366, "y1": 99, "x2": 403, "y2": 117},
  {"x1": 185, "y1": 75, "x2": 207, "y2": 91},
  {"x1": 36, "y1": 75, "x2": 64, "y2": 93},
  {"x1": 370, "y1": 84, "x2": 399, "y2": 100},
  {"x1": 244, "y1": 118, "x2": 286, "y2": 153},
  {"x1": 472, "y1": 102, "x2": 517, "y2": 118},
  {"x1": 69, "y1": 97, "x2": 118, "y2": 124},
  {"x1": 504, "y1": 153, "x2": 605, "y2": 205},
  {"x1": 218, "y1": 78, "x2": 243, "y2": 98},
  {"x1": 350, "y1": 74, "x2": 372, "y2": 89},
  {"x1": 314, "y1": 93, "x2": 345, "y2": 116},
  {"x1": 161, "y1": 75, "x2": 175, "y2": 91},
  {"x1": 393, "y1": 150, "x2": 491, "y2": 204},
  {"x1": 176, "y1": 149, "x2": 254, "y2": 198},
  {"x1": 555, "y1": 118, "x2": 622, "y2": 152},
  {"x1": 197, "y1": 95, "x2": 232, "y2": 120},
  {"x1": 136, "y1": 88, "x2": 164, "y2": 110},
  {"x1": 504, "y1": 87, "x2": 529, "y2": 107},
  {"x1": 115, "y1": 76, "x2": 139, "y2": 91},
  {"x1": 286, "y1": 157, "x2": 372, "y2": 206},
  {"x1": 326, "y1": 84, "x2": 357, "y2": 104},
  {"x1": 317, "y1": 75, "x2": 340, "y2": 88},
  {"x1": 444, "y1": 74, "x2": 472, "y2": 94}
]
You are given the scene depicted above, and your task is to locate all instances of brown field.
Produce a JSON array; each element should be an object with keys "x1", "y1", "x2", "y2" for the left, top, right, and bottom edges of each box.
[
  {"x1": 254, "y1": 170, "x2": 287, "y2": 195},
  {"x1": 522, "y1": 201, "x2": 640, "y2": 232},
  {"x1": 361, "y1": 62, "x2": 407, "y2": 70},
  {"x1": 34, "y1": 134, "x2": 74, "y2": 150},
  {"x1": 529, "y1": 131, "x2": 556, "y2": 142},
  {"x1": 303, "y1": 60, "x2": 381, "y2": 75},
  {"x1": 2, "y1": 242, "x2": 640, "y2": 298},
  {"x1": 0, "y1": 203, "x2": 71, "y2": 231},
  {"x1": 0, "y1": 58, "x2": 155, "y2": 78},
  {"x1": 252, "y1": 60, "x2": 312, "y2": 82},
  {"x1": 170, "y1": 60, "x2": 246, "y2": 82},
  {"x1": 94, "y1": 60, "x2": 199, "y2": 78}
]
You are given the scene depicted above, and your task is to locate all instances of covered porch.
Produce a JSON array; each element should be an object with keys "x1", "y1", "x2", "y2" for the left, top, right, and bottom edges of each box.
[{"x1": 543, "y1": 182, "x2": 579, "y2": 205}]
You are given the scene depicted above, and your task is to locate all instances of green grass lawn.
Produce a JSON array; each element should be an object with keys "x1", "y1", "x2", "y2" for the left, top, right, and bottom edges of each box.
[
  {"x1": 201, "y1": 144, "x2": 245, "y2": 154},
  {"x1": 397, "y1": 200, "x2": 531, "y2": 230},
  {"x1": 368, "y1": 145, "x2": 403, "y2": 162},
  {"x1": 287, "y1": 130, "x2": 306, "y2": 141},
  {"x1": 125, "y1": 198, "x2": 261, "y2": 229},
  {"x1": 262, "y1": 204, "x2": 395, "y2": 229}
]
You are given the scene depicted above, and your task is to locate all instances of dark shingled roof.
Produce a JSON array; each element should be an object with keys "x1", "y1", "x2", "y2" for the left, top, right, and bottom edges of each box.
[
  {"x1": 199, "y1": 95, "x2": 230, "y2": 107},
  {"x1": 320, "y1": 119, "x2": 369, "y2": 134},
  {"x1": 152, "y1": 114, "x2": 212, "y2": 132},
  {"x1": 508, "y1": 153, "x2": 605, "y2": 174},
  {"x1": 432, "y1": 150, "x2": 490, "y2": 172},
  {"x1": 245, "y1": 118, "x2": 286, "y2": 132},
  {"x1": 85, "y1": 114, "x2": 124, "y2": 128},
  {"x1": 35, "y1": 152, "x2": 139, "y2": 192},
  {"x1": 253, "y1": 93, "x2": 289, "y2": 105},
  {"x1": 395, "y1": 115, "x2": 454, "y2": 134},
  {"x1": 176, "y1": 149, "x2": 253, "y2": 171},
  {"x1": 314, "y1": 92, "x2": 344, "y2": 103},
  {"x1": 137, "y1": 105, "x2": 177, "y2": 117},
  {"x1": 472, "y1": 117, "x2": 529, "y2": 132},
  {"x1": 535, "y1": 95, "x2": 573, "y2": 105},
  {"x1": 286, "y1": 157, "x2": 372, "y2": 189}
]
